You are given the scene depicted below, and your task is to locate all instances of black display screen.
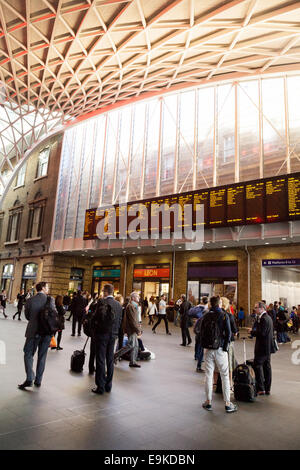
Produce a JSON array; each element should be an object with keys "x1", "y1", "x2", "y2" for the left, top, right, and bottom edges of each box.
[
  {"x1": 288, "y1": 175, "x2": 300, "y2": 219},
  {"x1": 265, "y1": 177, "x2": 287, "y2": 223},
  {"x1": 84, "y1": 172, "x2": 300, "y2": 240},
  {"x1": 209, "y1": 188, "x2": 226, "y2": 226},
  {"x1": 245, "y1": 181, "x2": 264, "y2": 224},
  {"x1": 227, "y1": 184, "x2": 244, "y2": 225}
]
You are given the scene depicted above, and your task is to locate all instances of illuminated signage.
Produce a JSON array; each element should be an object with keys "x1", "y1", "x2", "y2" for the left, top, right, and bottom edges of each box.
[
  {"x1": 133, "y1": 265, "x2": 170, "y2": 279},
  {"x1": 93, "y1": 266, "x2": 121, "y2": 279},
  {"x1": 84, "y1": 172, "x2": 300, "y2": 240}
]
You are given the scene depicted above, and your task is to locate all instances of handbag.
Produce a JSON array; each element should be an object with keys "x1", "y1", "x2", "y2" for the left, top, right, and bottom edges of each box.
[
  {"x1": 50, "y1": 336, "x2": 57, "y2": 348},
  {"x1": 272, "y1": 337, "x2": 279, "y2": 353}
]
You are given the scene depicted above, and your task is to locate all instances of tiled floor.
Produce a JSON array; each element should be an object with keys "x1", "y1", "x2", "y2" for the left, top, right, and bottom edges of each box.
[{"x1": 1, "y1": 305, "x2": 300, "y2": 450}]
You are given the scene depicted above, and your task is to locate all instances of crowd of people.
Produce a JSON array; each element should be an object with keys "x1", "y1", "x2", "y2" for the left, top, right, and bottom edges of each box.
[{"x1": 1, "y1": 283, "x2": 298, "y2": 413}]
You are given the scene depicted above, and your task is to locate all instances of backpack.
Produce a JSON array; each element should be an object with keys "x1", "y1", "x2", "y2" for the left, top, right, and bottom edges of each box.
[
  {"x1": 193, "y1": 317, "x2": 203, "y2": 336},
  {"x1": 91, "y1": 299, "x2": 115, "y2": 335},
  {"x1": 233, "y1": 363, "x2": 257, "y2": 402},
  {"x1": 200, "y1": 310, "x2": 224, "y2": 349},
  {"x1": 38, "y1": 296, "x2": 60, "y2": 336}
]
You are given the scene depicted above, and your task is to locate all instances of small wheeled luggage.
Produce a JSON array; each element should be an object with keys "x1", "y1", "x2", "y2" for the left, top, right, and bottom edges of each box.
[
  {"x1": 70, "y1": 337, "x2": 89, "y2": 372},
  {"x1": 233, "y1": 338, "x2": 256, "y2": 402}
]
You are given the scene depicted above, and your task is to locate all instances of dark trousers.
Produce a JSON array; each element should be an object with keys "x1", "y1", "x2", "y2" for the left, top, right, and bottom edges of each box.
[
  {"x1": 152, "y1": 314, "x2": 169, "y2": 334},
  {"x1": 89, "y1": 336, "x2": 96, "y2": 373},
  {"x1": 181, "y1": 326, "x2": 191, "y2": 345},
  {"x1": 254, "y1": 354, "x2": 272, "y2": 392},
  {"x1": 95, "y1": 333, "x2": 116, "y2": 392},
  {"x1": 55, "y1": 331, "x2": 62, "y2": 348},
  {"x1": 13, "y1": 308, "x2": 23, "y2": 320},
  {"x1": 72, "y1": 314, "x2": 82, "y2": 335},
  {"x1": 148, "y1": 315, "x2": 155, "y2": 325},
  {"x1": 195, "y1": 338, "x2": 204, "y2": 367},
  {"x1": 117, "y1": 328, "x2": 124, "y2": 351},
  {"x1": 23, "y1": 334, "x2": 52, "y2": 384}
]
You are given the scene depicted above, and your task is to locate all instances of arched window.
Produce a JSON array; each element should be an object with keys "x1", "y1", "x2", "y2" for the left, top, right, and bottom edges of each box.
[{"x1": 36, "y1": 147, "x2": 50, "y2": 178}]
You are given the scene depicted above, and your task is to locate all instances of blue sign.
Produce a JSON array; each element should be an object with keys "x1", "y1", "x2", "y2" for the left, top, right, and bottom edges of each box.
[
  {"x1": 93, "y1": 266, "x2": 121, "y2": 279},
  {"x1": 262, "y1": 259, "x2": 300, "y2": 267}
]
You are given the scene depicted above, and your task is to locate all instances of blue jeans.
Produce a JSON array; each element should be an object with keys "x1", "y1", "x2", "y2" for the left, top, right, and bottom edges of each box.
[
  {"x1": 23, "y1": 334, "x2": 52, "y2": 384},
  {"x1": 277, "y1": 331, "x2": 290, "y2": 343},
  {"x1": 195, "y1": 338, "x2": 204, "y2": 369}
]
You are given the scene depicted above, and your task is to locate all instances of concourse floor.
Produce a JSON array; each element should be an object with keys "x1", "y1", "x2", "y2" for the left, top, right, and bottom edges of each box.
[{"x1": 0, "y1": 305, "x2": 300, "y2": 451}]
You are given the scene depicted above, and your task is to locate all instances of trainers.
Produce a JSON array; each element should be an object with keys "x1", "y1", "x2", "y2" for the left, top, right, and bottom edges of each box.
[
  {"x1": 152, "y1": 330, "x2": 156, "y2": 334},
  {"x1": 202, "y1": 402, "x2": 212, "y2": 411},
  {"x1": 196, "y1": 368, "x2": 204, "y2": 373},
  {"x1": 225, "y1": 402, "x2": 238, "y2": 413}
]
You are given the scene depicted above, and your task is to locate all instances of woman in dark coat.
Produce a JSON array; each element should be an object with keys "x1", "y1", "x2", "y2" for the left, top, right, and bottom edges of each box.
[
  {"x1": 13, "y1": 289, "x2": 26, "y2": 320},
  {"x1": 54, "y1": 295, "x2": 65, "y2": 350},
  {"x1": 276, "y1": 307, "x2": 290, "y2": 344}
]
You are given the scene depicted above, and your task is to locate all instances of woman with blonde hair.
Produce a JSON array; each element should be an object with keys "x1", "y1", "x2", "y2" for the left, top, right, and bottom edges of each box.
[
  {"x1": 115, "y1": 294, "x2": 124, "y2": 305},
  {"x1": 221, "y1": 296, "x2": 238, "y2": 389}
]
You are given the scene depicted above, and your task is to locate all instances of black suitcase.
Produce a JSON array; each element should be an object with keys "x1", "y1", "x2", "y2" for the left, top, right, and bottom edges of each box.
[
  {"x1": 233, "y1": 338, "x2": 256, "y2": 402},
  {"x1": 70, "y1": 337, "x2": 89, "y2": 372}
]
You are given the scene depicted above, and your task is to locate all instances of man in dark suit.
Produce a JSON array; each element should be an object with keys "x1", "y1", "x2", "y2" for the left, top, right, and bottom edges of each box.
[
  {"x1": 179, "y1": 294, "x2": 192, "y2": 346},
  {"x1": 249, "y1": 301, "x2": 275, "y2": 396},
  {"x1": 92, "y1": 284, "x2": 122, "y2": 395},
  {"x1": 71, "y1": 290, "x2": 86, "y2": 337},
  {"x1": 18, "y1": 281, "x2": 57, "y2": 390}
]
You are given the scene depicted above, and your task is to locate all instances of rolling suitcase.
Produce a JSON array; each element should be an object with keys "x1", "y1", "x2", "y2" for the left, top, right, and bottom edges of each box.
[
  {"x1": 70, "y1": 337, "x2": 89, "y2": 372},
  {"x1": 233, "y1": 337, "x2": 257, "y2": 402}
]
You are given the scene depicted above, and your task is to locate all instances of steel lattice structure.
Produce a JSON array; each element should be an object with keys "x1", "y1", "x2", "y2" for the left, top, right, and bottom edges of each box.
[{"x1": 1, "y1": 0, "x2": 300, "y2": 195}]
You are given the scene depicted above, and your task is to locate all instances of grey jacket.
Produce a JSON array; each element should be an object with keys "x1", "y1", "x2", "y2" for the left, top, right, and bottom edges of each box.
[{"x1": 24, "y1": 292, "x2": 57, "y2": 339}]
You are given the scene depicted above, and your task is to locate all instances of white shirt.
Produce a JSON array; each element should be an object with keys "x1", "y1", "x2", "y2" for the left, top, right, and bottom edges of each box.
[
  {"x1": 159, "y1": 299, "x2": 167, "y2": 315},
  {"x1": 148, "y1": 302, "x2": 157, "y2": 316}
]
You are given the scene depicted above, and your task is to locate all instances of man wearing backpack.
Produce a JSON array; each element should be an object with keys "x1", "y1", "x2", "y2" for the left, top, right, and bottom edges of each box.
[
  {"x1": 18, "y1": 282, "x2": 58, "y2": 390},
  {"x1": 92, "y1": 284, "x2": 122, "y2": 394},
  {"x1": 200, "y1": 295, "x2": 238, "y2": 413}
]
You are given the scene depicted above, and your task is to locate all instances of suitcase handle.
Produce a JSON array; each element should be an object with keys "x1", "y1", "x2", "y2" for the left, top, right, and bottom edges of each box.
[
  {"x1": 83, "y1": 336, "x2": 90, "y2": 352},
  {"x1": 241, "y1": 337, "x2": 247, "y2": 364}
]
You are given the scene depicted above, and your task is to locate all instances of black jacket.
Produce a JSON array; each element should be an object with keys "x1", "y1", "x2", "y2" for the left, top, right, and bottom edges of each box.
[
  {"x1": 70, "y1": 294, "x2": 86, "y2": 317},
  {"x1": 179, "y1": 300, "x2": 192, "y2": 328},
  {"x1": 56, "y1": 304, "x2": 65, "y2": 330},
  {"x1": 93, "y1": 296, "x2": 122, "y2": 338},
  {"x1": 226, "y1": 311, "x2": 238, "y2": 342},
  {"x1": 251, "y1": 312, "x2": 275, "y2": 357}
]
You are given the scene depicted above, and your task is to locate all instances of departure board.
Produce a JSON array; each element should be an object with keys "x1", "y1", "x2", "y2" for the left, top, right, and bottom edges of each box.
[
  {"x1": 193, "y1": 190, "x2": 209, "y2": 228},
  {"x1": 288, "y1": 175, "x2": 300, "y2": 218},
  {"x1": 245, "y1": 181, "x2": 264, "y2": 224},
  {"x1": 227, "y1": 185, "x2": 244, "y2": 225},
  {"x1": 209, "y1": 188, "x2": 226, "y2": 226},
  {"x1": 83, "y1": 172, "x2": 300, "y2": 240},
  {"x1": 265, "y1": 177, "x2": 287, "y2": 222}
]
